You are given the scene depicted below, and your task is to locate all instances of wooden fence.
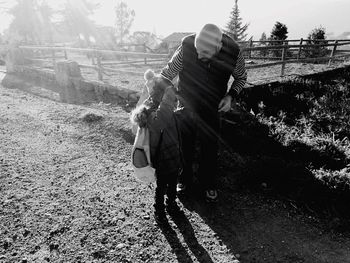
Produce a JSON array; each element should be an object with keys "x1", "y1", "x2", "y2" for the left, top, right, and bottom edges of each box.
[
  {"x1": 12, "y1": 39, "x2": 350, "y2": 81},
  {"x1": 243, "y1": 39, "x2": 350, "y2": 75},
  {"x1": 17, "y1": 45, "x2": 169, "y2": 80}
]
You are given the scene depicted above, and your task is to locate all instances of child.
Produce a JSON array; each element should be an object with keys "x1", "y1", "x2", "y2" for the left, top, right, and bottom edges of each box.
[{"x1": 131, "y1": 69, "x2": 182, "y2": 223}]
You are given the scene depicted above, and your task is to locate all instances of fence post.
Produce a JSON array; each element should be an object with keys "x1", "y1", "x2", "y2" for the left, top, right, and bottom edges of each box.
[
  {"x1": 280, "y1": 42, "x2": 287, "y2": 76},
  {"x1": 297, "y1": 38, "x2": 303, "y2": 60},
  {"x1": 95, "y1": 49, "x2": 103, "y2": 81},
  {"x1": 51, "y1": 46, "x2": 56, "y2": 67},
  {"x1": 328, "y1": 40, "x2": 338, "y2": 66},
  {"x1": 248, "y1": 38, "x2": 253, "y2": 59},
  {"x1": 144, "y1": 57, "x2": 147, "y2": 65},
  {"x1": 63, "y1": 45, "x2": 68, "y2": 60}
]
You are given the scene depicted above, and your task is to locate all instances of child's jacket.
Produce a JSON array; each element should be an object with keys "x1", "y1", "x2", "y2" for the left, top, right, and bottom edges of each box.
[{"x1": 147, "y1": 100, "x2": 182, "y2": 176}]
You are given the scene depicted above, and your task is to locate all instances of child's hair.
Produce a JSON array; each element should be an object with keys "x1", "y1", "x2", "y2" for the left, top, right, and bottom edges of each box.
[
  {"x1": 144, "y1": 69, "x2": 174, "y2": 107},
  {"x1": 130, "y1": 104, "x2": 150, "y2": 128}
]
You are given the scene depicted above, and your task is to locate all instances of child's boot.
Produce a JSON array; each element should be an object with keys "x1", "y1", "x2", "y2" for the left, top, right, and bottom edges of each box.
[
  {"x1": 166, "y1": 191, "x2": 182, "y2": 216},
  {"x1": 154, "y1": 191, "x2": 167, "y2": 224}
]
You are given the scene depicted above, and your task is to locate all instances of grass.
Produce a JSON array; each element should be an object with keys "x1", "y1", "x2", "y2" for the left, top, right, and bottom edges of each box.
[{"x1": 220, "y1": 69, "x2": 350, "y2": 226}]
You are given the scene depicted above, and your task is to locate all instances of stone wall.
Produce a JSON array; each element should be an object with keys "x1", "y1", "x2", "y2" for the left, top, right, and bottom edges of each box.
[{"x1": 2, "y1": 48, "x2": 140, "y2": 106}]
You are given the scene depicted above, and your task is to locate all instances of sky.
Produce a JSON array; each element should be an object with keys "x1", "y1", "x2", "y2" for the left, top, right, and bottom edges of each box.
[
  {"x1": 0, "y1": 0, "x2": 349, "y2": 40},
  {"x1": 91, "y1": 0, "x2": 350, "y2": 39}
]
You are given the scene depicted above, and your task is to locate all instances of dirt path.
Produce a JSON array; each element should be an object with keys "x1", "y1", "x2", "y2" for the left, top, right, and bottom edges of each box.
[{"x1": 1, "y1": 84, "x2": 350, "y2": 263}]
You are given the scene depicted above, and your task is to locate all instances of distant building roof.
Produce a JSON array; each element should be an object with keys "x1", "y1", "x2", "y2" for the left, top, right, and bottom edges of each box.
[{"x1": 162, "y1": 32, "x2": 195, "y2": 43}]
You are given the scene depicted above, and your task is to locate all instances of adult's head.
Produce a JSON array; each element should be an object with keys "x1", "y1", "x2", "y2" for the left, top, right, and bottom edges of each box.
[{"x1": 194, "y1": 24, "x2": 223, "y2": 61}]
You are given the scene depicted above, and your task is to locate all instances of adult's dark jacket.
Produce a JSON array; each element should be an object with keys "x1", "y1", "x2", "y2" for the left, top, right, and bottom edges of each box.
[{"x1": 178, "y1": 33, "x2": 240, "y2": 116}]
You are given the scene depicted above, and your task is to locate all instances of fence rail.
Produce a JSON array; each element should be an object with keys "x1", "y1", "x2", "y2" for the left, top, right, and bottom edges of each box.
[{"x1": 5, "y1": 39, "x2": 350, "y2": 81}]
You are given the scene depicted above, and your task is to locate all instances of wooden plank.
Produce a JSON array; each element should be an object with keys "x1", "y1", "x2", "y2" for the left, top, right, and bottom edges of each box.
[
  {"x1": 101, "y1": 59, "x2": 166, "y2": 66},
  {"x1": 78, "y1": 64, "x2": 99, "y2": 70},
  {"x1": 281, "y1": 42, "x2": 287, "y2": 76},
  {"x1": 242, "y1": 39, "x2": 350, "y2": 45},
  {"x1": 297, "y1": 38, "x2": 303, "y2": 60},
  {"x1": 246, "y1": 61, "x2": 284, "y2": 69},
  {"x1": 101, "y1": 66, "x2": 144, "y2": 76},
  {"x1": 328, "y1": 40, "x2": 338, "y2": 66},
  {"x1": 246, "y1": 53, "x2": 350, "y2": 70},
  {"x1": 19, "y1": 45, "x2": 169, "y2": 58},
  {"x1": 248, "y1": 39, "x2": 253, "y2": 59},
  {"x1": 32, "y1": 55, "x2": 66, "y2": 59},
  {"x1": 243, "y1": 41, "x2": 350, "y2": 52},
  {"x1": 96, "y1": 51, "x2": 103, "y2": 81}
]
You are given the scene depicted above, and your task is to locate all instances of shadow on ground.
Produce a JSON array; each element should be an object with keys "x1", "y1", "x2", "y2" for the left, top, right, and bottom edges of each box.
[
  {"x1": 219, "y1": 108, "x2": 350, "y2": 222},
  {"x1": 158, "y1": 211, "x2": 216, "y2": 263}
]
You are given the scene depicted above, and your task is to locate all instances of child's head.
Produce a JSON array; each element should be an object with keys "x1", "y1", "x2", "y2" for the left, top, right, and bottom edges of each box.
[
  {"x1": 131, "y1": 69, "x2": 176, "y2": 128},
  {"x1": 144, "y1": 69, "x2": 173, "y2": 105}
]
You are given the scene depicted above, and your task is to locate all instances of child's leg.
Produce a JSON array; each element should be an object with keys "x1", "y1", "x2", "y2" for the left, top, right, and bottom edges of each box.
[
  {"x1": 154, "y1": 172, "x2": 167, "y2": 222},
  {"x1": 154, "y1": 184, "x2": 166, "y2": 210}
]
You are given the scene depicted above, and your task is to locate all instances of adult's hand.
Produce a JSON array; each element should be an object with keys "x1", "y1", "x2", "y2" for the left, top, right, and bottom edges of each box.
[{"x1": 218, "y1": 95, "x2": 233, "y2": 112}]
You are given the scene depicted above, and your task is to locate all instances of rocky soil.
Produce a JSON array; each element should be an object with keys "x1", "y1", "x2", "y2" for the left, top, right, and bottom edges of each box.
[{"x1": 1, "y1": 72, "x2": 350, "y2": 263}]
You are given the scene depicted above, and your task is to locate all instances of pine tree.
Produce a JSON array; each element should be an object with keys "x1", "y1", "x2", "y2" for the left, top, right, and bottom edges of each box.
[
  {"x1": 225, "y1": 0, "x2": 249, "y2": 41},
  {"x1": 270, "y1": 21, "x2": 288, "y2": 41},
  {"x1": 269, "y1": 21, "x2": 288, "y2": 57}
]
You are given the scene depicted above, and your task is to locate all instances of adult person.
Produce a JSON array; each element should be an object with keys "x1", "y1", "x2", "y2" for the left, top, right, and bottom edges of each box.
[{"x1": 160, "y1": 23, "x2": 247, "y2": 202}]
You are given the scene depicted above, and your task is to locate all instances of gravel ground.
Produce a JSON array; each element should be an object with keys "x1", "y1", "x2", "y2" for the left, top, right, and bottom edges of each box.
[{"x1": 1, "y1": 75, "x2": 350, "y2": 262}]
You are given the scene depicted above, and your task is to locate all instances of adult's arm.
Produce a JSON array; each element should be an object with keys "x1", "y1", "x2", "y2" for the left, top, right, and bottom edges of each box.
[
  {"x1": 160, "y1": 45, "x2": 184, "y2": 81},
  {"x1": 219, "y1": 50, "x2": 247, "y2": 112},
  {"x1": 227, "y1": 50, "x2": 247, "y2": 98}
]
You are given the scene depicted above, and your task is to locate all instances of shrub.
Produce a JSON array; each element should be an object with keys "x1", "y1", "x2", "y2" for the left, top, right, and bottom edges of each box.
[
  {"x1": 304, "y1": 26, "x2": 329, "y2": 58},
  {"x1": 269, "y1": 21, "x2": 288, "y2": 58}
]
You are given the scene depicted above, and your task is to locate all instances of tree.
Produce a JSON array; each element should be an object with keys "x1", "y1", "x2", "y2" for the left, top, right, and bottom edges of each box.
[
  {"x1": 305, "y1": 26, "x2": 328, "y2": 58},
  {"x1": 8, "y1": 0, "x2": 42, "y2": 44},
  {"x1": 270, "y1": 21, "x2": 288, "y2": 41},
  {"x1": 129, "y1": 31, "x2": 160, "y2": 51},
  {"x1": 37, "y1": 0, "x2": 54, "y2": 44},
  {"x1": 269, "y1": 21, "x2": 288, "y2": 57},
  {"x1": 3, "y1": 0, "x2": 57, "y2": 44},
  {"x1": 114, "y1": 1, "x2": 135, "y2": 45},
  {"x1": 60, "y1": 0, "x2": 99, "y2": 47},
  {"x1": 225, "y1": 0, "x2": 249, "y2": 41}
]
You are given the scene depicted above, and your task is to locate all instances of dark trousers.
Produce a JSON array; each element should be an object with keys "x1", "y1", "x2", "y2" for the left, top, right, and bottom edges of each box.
[
  {"x1": 177, "y1": 108, "x2": 219, "y2": 190},
  {"x1": 154, "y1": 171, "x2": 178, "y2": 209}
]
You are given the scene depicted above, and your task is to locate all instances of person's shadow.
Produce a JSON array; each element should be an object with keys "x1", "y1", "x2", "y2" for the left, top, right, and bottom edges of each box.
[
  {"x1": 157, "y1": 210, "x2": 215, "y2": 263},
  {"x1": 177, "y1": 190, "x2": 246, "y2": 262}
]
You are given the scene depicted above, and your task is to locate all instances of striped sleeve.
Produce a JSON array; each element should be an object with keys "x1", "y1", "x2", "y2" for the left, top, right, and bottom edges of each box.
[
  {"x1": 160, "y1": 45, "x2": 183, "y2": 80},
  {"x1": 228, "y1": 50, "x2": 247, "y2": 98}
]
